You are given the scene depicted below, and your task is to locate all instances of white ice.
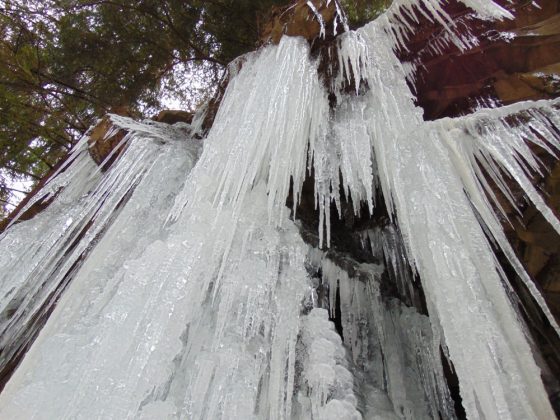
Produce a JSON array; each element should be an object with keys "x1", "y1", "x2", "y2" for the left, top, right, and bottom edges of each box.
[{"x1": 1, "y1": 0, "x2": 559, "y2": 418}]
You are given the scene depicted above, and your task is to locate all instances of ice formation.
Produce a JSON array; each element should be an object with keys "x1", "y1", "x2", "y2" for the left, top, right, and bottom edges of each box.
[
  {"x1": 1, "y1": 0, "x2": 560, "y2": 419},
  {"x1": 0, "y1": 121, "x2": 200, "y2": 384}
]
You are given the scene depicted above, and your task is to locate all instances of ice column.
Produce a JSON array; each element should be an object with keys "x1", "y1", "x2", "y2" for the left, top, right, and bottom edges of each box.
[{"x1": 332, "y1": 16, "x2": 558, "y2": 419}]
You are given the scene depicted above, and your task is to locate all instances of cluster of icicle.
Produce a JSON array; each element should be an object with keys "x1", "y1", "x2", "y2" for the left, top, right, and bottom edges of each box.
[
  {"x1": 307, "y1": 244, "x2": 456, "y2": 419},
  {"x1": 306, "y1": 0, "x2": 349, "y2": 38},
  {"x1": 327, "y1": 21, "x2": 560, "y2": 419},
  {"x1": 1, "y1": 0, "x2": 560, "y2": 418},
  {"x1": 0, "y1": 119, "x2": 200, "y2": 387}
]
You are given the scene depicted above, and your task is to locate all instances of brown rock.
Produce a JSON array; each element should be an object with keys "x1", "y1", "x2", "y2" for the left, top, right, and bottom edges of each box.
[
  {"x1": 87, "y1": 116, "x2": 127, "y2": 168},
  {"x1": 153, "y1": 110, "x2": 193, "y2": 125},
  {"x1": 260, "y1": 0, "x2": 338, "y2": 44},
  {"x1": 0, "y1": 165, "x2": 63, "y2": 234},
  {"x1": 402, "y1": 0, "x2": 560, "y2": 119}
]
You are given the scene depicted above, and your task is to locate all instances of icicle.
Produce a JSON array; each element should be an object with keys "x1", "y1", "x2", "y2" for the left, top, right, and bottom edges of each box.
[
  {"x1": 296, "y1": 308, "x2": 361, "y2": 420},
  {"x1": 342, "y1": 18, "x2": 559, "y2": 419},
  {"x1": 168, "y1": 37, "x2": 329, "y2": 231},
  {"x1": 306, "y1": 249, "x2": 455, "y2": 419},
  {"x1": 432, "y1": 99, "x2": 560, "y2": 337},
  {"x1": 306, "y1": 2, "x2": 326, "y2": 39},
  {"x1": 365, "y1": 0, "x2": 514, "y2": 58},
  {"x1": 2, "y1": 1, "x2": 560, "y2": 418},
  {"x1": 0, "y1": 122, "x2": 200, "y2": 399}
]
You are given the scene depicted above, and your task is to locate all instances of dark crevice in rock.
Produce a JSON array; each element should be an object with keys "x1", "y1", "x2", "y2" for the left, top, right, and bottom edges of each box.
[
  {"x1": 440, "y1": 347, "x2": 467, "y2": 420},
  {"x1": 288, "y1": 168, "x2": 430, "y2": 315},
  {"x1": 331, "y1": 281, "x2": 344, "y2": 340}
]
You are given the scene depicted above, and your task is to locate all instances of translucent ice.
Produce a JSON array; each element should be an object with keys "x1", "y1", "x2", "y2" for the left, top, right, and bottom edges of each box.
[{"x1": 1, "y1": 1, "x2": 560, "y2": 419}]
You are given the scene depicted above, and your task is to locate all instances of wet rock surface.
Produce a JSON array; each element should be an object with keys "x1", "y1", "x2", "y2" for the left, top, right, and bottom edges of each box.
[
  {"x1": 402, "y1": 0, "x2": 560, "y2": 119},
  {"x1": 153, "y1": 109, "x2": 193, "y2": 125},
  {"x1": 87, "y1": 116, "x2": 128, "y2": 168},
  {"x1": 260, "y1": 0, "x2": 339, "y2": 44}
]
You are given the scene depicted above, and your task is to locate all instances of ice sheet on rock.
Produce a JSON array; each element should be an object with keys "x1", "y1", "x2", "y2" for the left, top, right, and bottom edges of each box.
[
  {"x1": 336, "y1": 18, "x2": 558, "y2": 419},
  {"x1": 429, "y1": 99, "x2": 560, "y2": 337},
  {"x1": 0, "y1": 39, "x2": 317, "y2": 420},
  {"x1": 0, "y1": 126, "x2": 199, "y2": 382},
  {"x1": 0, "y1": 184, "x2": 310, "y2": 420}
]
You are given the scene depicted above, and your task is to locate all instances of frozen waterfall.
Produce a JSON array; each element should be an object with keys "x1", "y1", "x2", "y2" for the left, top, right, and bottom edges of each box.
[{"x1": 1, "y1": 2, "x2": 560, "y2": 419}]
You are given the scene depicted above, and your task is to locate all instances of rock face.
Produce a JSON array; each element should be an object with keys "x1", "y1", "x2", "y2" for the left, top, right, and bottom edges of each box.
[
  {"x1": 402, "y1": 0, "x2": 560, "y2": 119},
  {"x1": 87, "y1": 116, "x2": 128, "y2": 167},
  {"x1": 153, "y1": 110, "x2": 193, "y2": 125},
  {"x1": 260, "y1": 0, "x2": 339, "y2": 44}
]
